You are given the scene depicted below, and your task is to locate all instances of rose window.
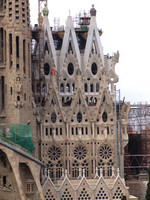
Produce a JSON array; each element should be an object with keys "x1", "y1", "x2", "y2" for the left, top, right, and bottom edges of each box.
[
  {"x1": 99, "y1": 145, "x2": 112, "y2": 159},
  {"x1": 48, "y1": 146, "x2": 61, "y2": 161},
  {"x1": 74, "y1": 145, "x2": 87, "y2": 160}
]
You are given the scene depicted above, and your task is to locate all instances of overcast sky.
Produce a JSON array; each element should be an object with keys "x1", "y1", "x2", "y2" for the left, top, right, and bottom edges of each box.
[{"x1": 30, "y1": 0, "x2": 150, "y2": 104}]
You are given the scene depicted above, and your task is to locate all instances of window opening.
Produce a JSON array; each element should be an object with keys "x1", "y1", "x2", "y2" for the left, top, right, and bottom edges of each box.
[
  {"x1": 77, "y1": 112, "x2": 82, "y2": 123},
  {"x1": 44, "y1": 63, "x2": 50, "y2": 75},
  {"x1": 102, "y1": 112, "x2": 107, "y2": 122},
  {"x1": 68, "y1": 63, "x2": 74, "y2": 75},
  {"x1": 66, "y1": 83, "x2": 70, "y2": 92},
  {"x1": 84, "y1": 83, "x2": 88, "y2": 92},
  {"x1": 16, "y1": 36, "x2": 19, "y2": 58},
  {"x1": 91, "y1": 62, "x2": 97, "y2": 75},
  {"x1": 51, "y1": 112, "x2": 57, "y2": 123},
  {"x1": 1, "y1": 76, "x2": 5, "y2": 110},
  {"x1": 96, "y1": 83, "x2": 99, "y2": 92},
  {"x1": 90, "y1": 84, "x2": 93, "y2": 92},
  {"x1": 60, "y1": 83, "x2": 64, "y2": 92}
]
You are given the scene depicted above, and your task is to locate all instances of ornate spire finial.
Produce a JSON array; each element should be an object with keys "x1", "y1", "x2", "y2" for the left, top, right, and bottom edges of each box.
[{"x1": 90, "y1": 5, "x2": 96, "y2": 16}]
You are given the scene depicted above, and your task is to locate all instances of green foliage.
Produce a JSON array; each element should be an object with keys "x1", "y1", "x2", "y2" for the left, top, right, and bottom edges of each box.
[{"x1": 146, "y1": 167, "x2": 150, "y2": 200}]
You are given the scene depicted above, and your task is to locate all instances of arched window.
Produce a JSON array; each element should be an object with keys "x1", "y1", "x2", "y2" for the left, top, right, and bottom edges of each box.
[
  {"x1": 90, "y1": 84, "x2": 93, "y2": 92},
  {"x1": 60, "y1": 83, "x2": 64, "y2": 92},
  {"x1": 66, "y1": 83, "x2": 70, "y2": 93},
  {"x1": 44, "y1": 63, "x2": 50, "y2": 75},
  {"x1": 102, "y1": 112, "x2": 107, "y2": 122},
  {"x1": 72, "y1": 83, "x2": 75, "y2": 92},
  {"x1": 91, "y1": 62, "x2": 97, "y2": 75},
  {"x1": 72, "y1": 160, "x2": 79, "y2": 178},
  {"x1": 68, "y1": 63, "x2": 74, "y2": 75},
  {"x1": 84, "y1": 83, "x2": 88, "y2": 92},
  {"x1": 96, "y1": 83, "x2": 99, "y2": 92},
  {"x1": 51, "y1": 112, "x2": 57, "y2": 123},
  {"x1": 16, "y1": 36, "x2": 19, "y2": 58},
  {"x1": 77, "y1": 112, "x2": 82, "y2": 123}
]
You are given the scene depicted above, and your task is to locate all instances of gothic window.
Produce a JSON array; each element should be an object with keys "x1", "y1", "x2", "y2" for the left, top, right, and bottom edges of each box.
[
  {"x1": 97, "y1": 127, "x2": 99, "y2": 134},
  {"x1": 48, "y1": 146, "x2": 61, "y2": 161},
  {"x1": 44, "y1": 63, "x2": 50, "y2": 75},
  {"x1": 76, "y1": 127, "x2": 78, "y2": 135},
  {"x1": 102, "y1": 112, "x2": 107, "y2": 122},
  {"x1": 23, "y1": 39, "x2": 26, "y2": 73},
  {"x1": 60, "y1": 128, "x2": 62, "y2": 135},
  {"x1": 99, "y1": 145, "x2": 112, "y2": 159},
  {"x1": 45, "y1": 189, "x2": 55, "y2": 200},
  {"x1": 90, "y1": 84, "x2": 93, "y2": 92},
  {"x1": 45, "y1": 128, "x2": 48, "y2": 135},
  {"x1": 9, "y1": 33, "x2": 12, "y2": 55},
  {"x1": 1, "y1": 76, "x2": 5, "y2": 110},
  {"x1": 98, "y1": 159, "x2": 105, "y2": 176},
  {"x1": 72, "y1": 160, "x2": 79, "y2": 177},
  {"x1": 78, "y1": 188, "x2": 91, "y2": 200},
  {"x1": 66, "y1": 83, "x2": 70, "y2": 92},
  {"x1": 112, "y1": 187, "x2": 124, "y2": 199},
  {"x1": 82, "y1": 160, "x2": 89, "y2": 177},
  {"x1": 77, "y1": 112, "x2": 82, "y2": 123},
  {"x1": 47, "y1": 161, "x2": 54, "y2": 179},
  {"x1": 96, "y1": 83, "x2": 99, "y2": 92},
  {"x1": 72, "y1": 127, "x2": 74, "y2": 135},
  {"x1": 50, "y1": 128, "x2": 52, "y2": 135},
  {"x1": 86, "y1": 127, "x2": 88, "y2": 135},
  {"x1": 60, "y1": 83, "x2": 64, "y2": 92},
  {"x1": 0, "y1": 28, "x2": 3, "y2": 63},
  {"x1": 74, "y1": 145, "x2": 87, "y2": 160},
  {"x1": 95, "y1": 187, "x2": 109, "y2": 200},
  {"x1": 56, "y1": 160, "x2": 62, "y2": 178},
  {"x1": 84, "y1": 83, "x2": 88, "y2": 92},
  {"x1": 61, "y1": 188, "x2": 73, "y2": 200},
  {"x1": 51, "y1": 112, "x2": 57, "y2": 123},
  {"x1": 107, "y1": 159, "x2": 113, "y2": 176},
  {"x1": 72, "y1": 83, "x2": 75, "y2": 91},
  {"x1": 68, "y1": 63, "x2": 74, "y2": 75},
  {"x1": 16, "y1": 36, "x2": 19, "y2": 58},
  {"x1": 91, "y1": 62, "x2": 97, "y2": 75}
]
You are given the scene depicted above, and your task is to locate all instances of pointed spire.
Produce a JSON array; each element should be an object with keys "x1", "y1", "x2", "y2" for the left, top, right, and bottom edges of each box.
[
  {"x1": 84, "y1": 14, "x2": 104, "y2": 68},
  {"x1": 43, "y1": 17, "x2": 57, "y2": 70},
  {"x1": 60, "y1": 16, "x2": 81, "y2": 69},
  {"x1": 117, "y1": 168, "x2": 120, "y2": 177},
  {"x1": 83, "y1": 169, "x2": 86, "y2": 178},
  {"x1": 111, "y1": 166, "x2": 116, "y2": 178},
  {"x1": 65, "y1": 169, "x2": 68, "y2": 178}
]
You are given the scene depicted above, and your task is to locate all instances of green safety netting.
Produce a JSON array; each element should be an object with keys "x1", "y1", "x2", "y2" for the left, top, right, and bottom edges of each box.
[{"x1": 10, "y1": 124, "x2": 33, "y2": 153}]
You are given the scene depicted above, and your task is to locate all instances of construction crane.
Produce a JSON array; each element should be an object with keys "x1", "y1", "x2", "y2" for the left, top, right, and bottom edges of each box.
[{"x1": 38, "y1": 0, "x2": 48, "y2": 27}]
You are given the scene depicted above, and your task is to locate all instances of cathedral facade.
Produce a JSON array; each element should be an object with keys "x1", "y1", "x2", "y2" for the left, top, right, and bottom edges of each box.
[{"x1": 0, "y1": 1, "x2": 136, "y2": 199}]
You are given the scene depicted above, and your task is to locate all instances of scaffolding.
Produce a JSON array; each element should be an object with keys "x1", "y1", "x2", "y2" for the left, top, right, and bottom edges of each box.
[{"x1": 125, "y1": 103, "x2": 150, "y2": 177}]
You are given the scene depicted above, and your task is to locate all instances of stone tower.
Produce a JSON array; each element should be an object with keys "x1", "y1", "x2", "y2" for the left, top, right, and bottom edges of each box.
[
  {"x1": 0, "y1": 0, "x2": 33, "y2": 130},
  {"x1": 32, "y1": 5, "x2": 131, "y2": 199}
]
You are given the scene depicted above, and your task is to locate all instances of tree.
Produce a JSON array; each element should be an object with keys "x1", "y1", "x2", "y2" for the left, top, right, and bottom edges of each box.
[{"x1": 146, "y1": 167, "x2": 150, "y2": 200}]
